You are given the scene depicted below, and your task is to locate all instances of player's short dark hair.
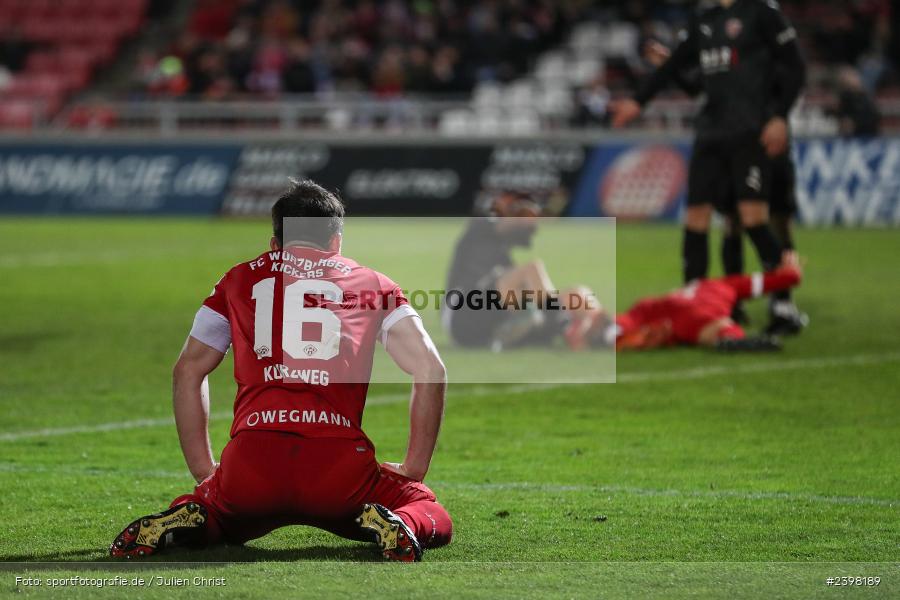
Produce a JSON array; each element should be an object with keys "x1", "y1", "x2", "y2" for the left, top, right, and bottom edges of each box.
[{"x1": 271, "y1": 179, "x2": 345, "y2": 248}]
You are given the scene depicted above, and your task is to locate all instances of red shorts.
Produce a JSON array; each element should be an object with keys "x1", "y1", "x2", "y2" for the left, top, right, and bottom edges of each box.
[
  {"x1": 671, "y1": 304, "x2": 726, "y2": 344},
  {"x1": 672, "y1": 281, "x2": 737, "y2": 344},
  {"x1": 172, "y1": 430, "x2": 452, "y2": 549}
]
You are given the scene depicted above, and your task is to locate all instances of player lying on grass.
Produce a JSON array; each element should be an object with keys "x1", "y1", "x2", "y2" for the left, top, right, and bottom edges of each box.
[
  {"x1": 110, "y1": 180, "x2": 452, "y2": 562},
  {"x1": 443, "y1": 192, "x2": 605, "y2": 351},
  {"x1": 611, "y1": 252, "x2": 803, "y2": 351}
]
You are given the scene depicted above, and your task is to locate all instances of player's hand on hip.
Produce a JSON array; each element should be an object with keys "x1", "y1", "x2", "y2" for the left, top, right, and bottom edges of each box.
[
  {"x1": 609, "y1": 99, "x2": 642, "y2": 128},
  {"x1": 760, "y1": 116, "x2": 789, "y2": 157},
  {"x1": 194, "y1": 462, "x2": 219, "y2": 484},
  {"x1": 381, "y1": 462, "x2": 424, "y2": 482}
]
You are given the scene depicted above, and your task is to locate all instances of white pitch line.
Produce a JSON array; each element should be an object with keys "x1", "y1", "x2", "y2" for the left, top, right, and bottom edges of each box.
[
  {"x1": 0, "y1": 462, "x2": 894, "y2": 508},
  {"x1": 0, "y1": 252, "x2": 123, "y2": 268},
  {"x1": 1, "y1": 351, "x2": 898, "y2": 443},
  {"x1": 434, "y1": 482, "x2": 900, "y2": 508},
  {"x1": 0, "y1": 247, "x2": 245, "y2": 269},
  {"x1": 615, "y1": 351, "x2": 900, "y2": 384},
  {"x1": 0, "y1": 416, "x2": 182, "y2": 442},
  {"x1": 0, "y1": 394, "x2": 411, "y2": 442}
]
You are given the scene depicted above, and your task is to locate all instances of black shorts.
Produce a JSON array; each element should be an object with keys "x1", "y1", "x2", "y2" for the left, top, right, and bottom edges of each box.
[
  {"x1": 688, "y1": 133, "x2": 771, "y2": 212},
  {"x1": 445, "y1": 299, "x2": 566, "y2": 348},
  {"x1": 768, "y1": 152, "x2": 797, "y2": 216},
  {"x1": 443, "y1": 270, "x2": 567, "y2": 349},
  {"x1": 444, "y1": 268, "x2": 509, "y2": 347},
  {"x1": 444, "y1": 301, "x2": 508, "y2": 347},
  {"x1": 716, "y1": 152, "x2": 797, "y2": 219}
]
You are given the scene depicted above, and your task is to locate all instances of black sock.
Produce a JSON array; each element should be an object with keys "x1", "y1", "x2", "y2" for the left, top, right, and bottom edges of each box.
[
  {"x1": 745, "y1": 224, "x2": 782, "y2": 272},
  {"x1": 769, "y1": 215, "x2": 793, "y2": 301},
  {"x1": 772, "y1": 289, "x2": 791, "y2": 302},
  {"x1": 770, "y1": 214, "x2": 794, "y2": 251},
  {"x1": 769, "y1": 214, "x2": 794, "y2": 250},
  {"x1": 721, "y1": 232, "x2": 744, "y2": 275},
  {"x1": 682, "y1": 229, "x2": 709, "y2": 283}
]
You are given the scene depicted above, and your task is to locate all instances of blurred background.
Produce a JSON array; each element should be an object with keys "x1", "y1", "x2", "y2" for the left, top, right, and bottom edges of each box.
[{"x1": 0, "y1": 0, "x2": 897, "y2": 223}]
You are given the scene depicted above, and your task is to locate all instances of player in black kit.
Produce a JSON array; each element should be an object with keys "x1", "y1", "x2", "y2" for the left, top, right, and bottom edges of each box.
[
  {"x1": 610, "y1": 0, "x2": 806, "y2": 306},
  {"x1": 443, "y1": 193, "x2": 606, "y2": 351},
  {"x1": 641, "y1": 37, "x2": 809, "y2": 335}
]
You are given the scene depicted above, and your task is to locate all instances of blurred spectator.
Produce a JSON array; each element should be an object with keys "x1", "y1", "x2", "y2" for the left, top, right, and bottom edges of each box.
[
  {"x1": 139, "y1": 0, "x2": 587, "y2": 99},
  {"x1": 429, "y1": 45, "x2": 467, "y2": 94},
  {"x1": 136, "y1": 49, "x2": 190, "y2": 97},
  {"x1": 0, "y1": 27, "x2": 31, "y2": 73},
  {"x1": 246, "y1": 40, "x2": 288, "y2": 96},
  {"x1": 575, "y1": 74, "x2": 610, "y2": 125},
  {"x1": 405, "y1": 45, "x2": 433, "y2": 93},
  {"x1": 371, "y1": 45, "x2": 406, "y2": 97},
  {"x1": 93, "y1": 0, "x2": 899, "y2": 134},
  {"x1": 282, "y1": 39, "x2": 317, "y2": 94},
  {"x1": 832, "y1": 66, "x2": 882, "y2": 136}
]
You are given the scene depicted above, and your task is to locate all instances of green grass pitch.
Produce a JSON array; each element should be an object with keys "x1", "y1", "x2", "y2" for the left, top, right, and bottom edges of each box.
[{"x1": 0, "y1": 218, "x2": 898, "y2": 598}]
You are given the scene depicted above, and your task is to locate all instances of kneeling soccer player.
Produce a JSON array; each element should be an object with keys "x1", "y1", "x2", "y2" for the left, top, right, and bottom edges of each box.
[
  {"x1": 612, "y1": 253, "x2": 803, "y2": 351},
  {"x1": 110, "y1": 181, "x2": 452, "y2": 562}
]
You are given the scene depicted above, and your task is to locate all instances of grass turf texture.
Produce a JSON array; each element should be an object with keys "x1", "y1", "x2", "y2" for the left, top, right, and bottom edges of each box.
[{"x1": 0, "y1": 218, "x2": 898, "y2": 598}]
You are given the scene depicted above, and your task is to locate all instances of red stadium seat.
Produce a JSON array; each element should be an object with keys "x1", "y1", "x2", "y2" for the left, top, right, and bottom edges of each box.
[
  {"x1": 22, "y1": 0, "x2": 55, "y2": 20},
  {"x1": 83, "y1": 41, "x2": 118, "y2": 65},
  {"x1": 0, "y1": 1, "x2": 144, "y2": 125},
  {"x1": 1, "y1": 74, "x2": 65, "y2": 100},
  {"x1": 3, "y1": 0, "x2": 28, "y2": 20},
  {"x1": 21, "y1": 18, "x2": 56, "y2": 43},
  {"x1": 25, "y1": 51, "x2": 58, "y2": 74},
  {"x1": 111, "y1": 13, "x2": 143, "y2": 36},
  {"x1": 94, "y1": 0, "x2": 144, "y2": 19},
  {"x1": 65, "y1": 103, "x2": 118, "y2": 129},
  {"x1": 58, "y1": 18, "x2": 123, "y2": 44},
  {"x1": 59, "y1": 48, "x2": 96, "y2": 70},
  {"x1": 0, "y1": 100, "x2": 36, "y2": 129},
  {"x1": 59, "y1": 0, "x2": 94, "y2": 19}
]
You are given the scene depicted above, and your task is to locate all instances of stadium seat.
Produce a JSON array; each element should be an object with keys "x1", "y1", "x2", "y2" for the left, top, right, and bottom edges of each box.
[
  {"x1": 474, "y1": 109, "x2": 503, "y2": 135},
  {"x1": 568, "y1": 23, "x2": 604, "y2": 58},
  {"x1": 22, "y1": 0, "x2": 55, "y2": 21},
  {"x1": 83, "y1": 41, "x2": 118, "y2": 65},
  {"x1": 535, "y1": 86, "x2": 573, "y2": 119},
  {"x1": 24, "y1": 51, "x2": 57, "y2": 73},
  {"x1": 506, "y1": 110, "x2": 540, "y2": 135},
  {"x1": 0, "y1": 99, "x2": 36, "y2": 128},
  {"x1": 472, "y1": 82, "x2": 503, "y2": 110},
  {"x1": 324, "y1": 108, "x2": 352, "y2": 131},
  {"x1": 569, "y1": 58, "x2": 602, "y2": 87},
  {"x1": 534, "y1": 51, "x2": 569, "y2": 85},
  {"x1": 438, "y1": 108, "x2": 475, "y2": 136},
  {"x1": 65, "y1": 103, "x2": 118, "y2": 129},
  {"x1": 503, "y1": 80, "x2": 535, "y2": 111},
  {"x1": 59, "y1": 18, "x2": 123, "y2": 44}
]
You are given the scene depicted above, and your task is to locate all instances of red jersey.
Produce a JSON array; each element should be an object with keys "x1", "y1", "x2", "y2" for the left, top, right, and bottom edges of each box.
[
  {"x1": 196, "y1": 244, "x2": 414, "y2": 441},
  {"x1": 616, "y1": 279, "x2": 737, "y2": 348},
  {"x1": 615, "y1": 267, "x2": 801, "y2": 349}
]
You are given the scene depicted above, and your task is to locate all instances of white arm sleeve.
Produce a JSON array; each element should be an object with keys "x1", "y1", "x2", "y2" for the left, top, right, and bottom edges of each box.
[
  {"x1": 379, "y1": 304, "x2": 420, "y2": 347},
  {"x1": 751, "y1": 273, "x2": 764, "y2": 298},
  {"x1": 189, "y1": 305, "x2": 231, "y2": 353}
]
